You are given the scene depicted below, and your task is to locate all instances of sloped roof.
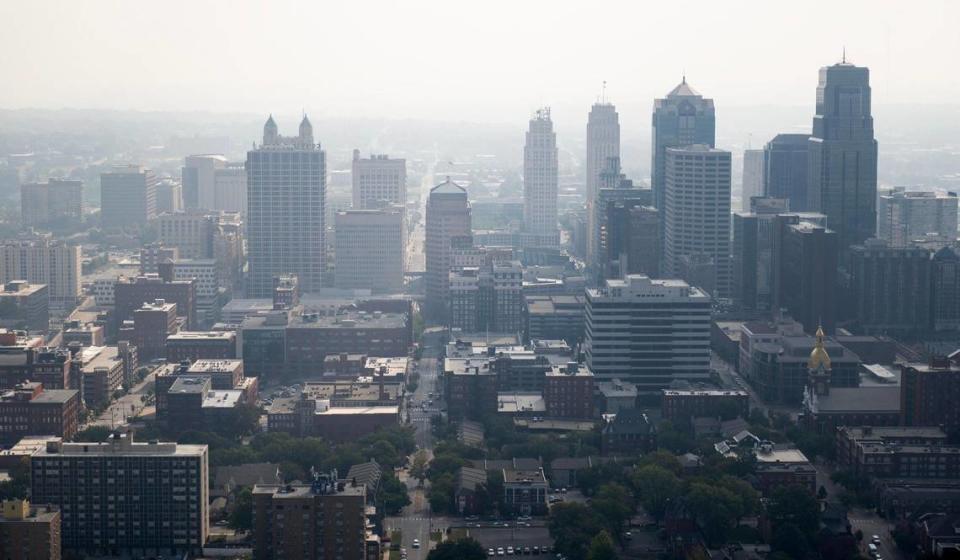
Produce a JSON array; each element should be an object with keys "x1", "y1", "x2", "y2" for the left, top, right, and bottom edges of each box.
[
  {"x1": 667, "y1": 78, "x2": 701, "y2": 97},
  {"x1": 346, "y1": 460, "x2": 382, "y2": 492},
  {"x1": 213, "y1": 462, "x2": 281, "y2": 491},
  {"x1": 431, "y1": 178, "x2": 467, "y2": 195}
]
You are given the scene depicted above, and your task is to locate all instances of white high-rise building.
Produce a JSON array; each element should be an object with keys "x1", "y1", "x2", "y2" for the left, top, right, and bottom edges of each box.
[
  {"x1": 351, "y1": 150, "x2": 407, "y2": 209},
  {"x1": 334, "y1": 206, "x2": 406, "y2": 294},
  {"x1": 246, "y1": 115, "x2": 326, "y2": 296},
  {"x1": 664, "y1": 145, "x2": 732, "y2": 297},
  {"x1": 523, "y1": 108, "x2": 559, "y2": 245},
  {"x1": 213, "y1": 162, "x2": 247, "y2": 215},
  {"x1": 585, "y1": 274, "x2": 711, "y2": 391},
  {"x1": 182, "y1": 154, "x2": 227, "y2": 210},
  {"x1": 878, "y1": 187, "x2": 958, "y2": 247},
  {"x1": 0, "y1": 238, "x2": 82, "y2": 305},
  {"x1": 586, "y1": 102, "x2": 620, "y2": 268},
  {"x1": 741, "y1": 149, "x2": 765, "y2": 211}
]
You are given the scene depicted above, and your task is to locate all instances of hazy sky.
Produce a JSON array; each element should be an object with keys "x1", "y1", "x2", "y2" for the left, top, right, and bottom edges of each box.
[{"x1": 3, "y1": 0, "x2": 958, "y2": 126}]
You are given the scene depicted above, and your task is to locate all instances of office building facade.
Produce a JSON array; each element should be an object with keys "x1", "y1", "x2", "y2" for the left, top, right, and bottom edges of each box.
[
  {"x1": 246, "y1": 115, "x2": 326, "y2": 296},
  {"x1": 334, "y1": 207, "x2": 405, "y2": 293},
  {"x1": 523, "y1": 108, "x2": 559, "y2": 244},
  {"x1": 0, "y1": 239, "x2": 81, "y2": 305},
  {"x1": 652, "y1": 78, "x2": 715, "y2": 226},
  {"x1": 425, "y1": 179, "x2": 472, "y2": 321},
  {"x1": 772, "y1": 214, "x2": 838, "y2": 334},
  {"x1": 663, "y1": 145, "x2": 732, "y2": 297},
  {"x1": 99, "y1": 165, "x2": 157, "y2": 228},
  {"x1": 585, "y1": 275, "x2": 711, "y2": 391},
  {"x1": 586, "y1": 102, "x2": 620, "y2": 267},
  {"x1": 877, "y1": 188, "x2": 958, "y2": 248},
  {"x1": 764, "y1": 133, "x2": 811, "y2": 211},
  {"x1": 21, "y1": 179, "x2": 83, "y2": 228},
  {"x1": 807, "y1": 61, "x2": 878, "y2": 251},
  {"x1": 351, "y1": 150, "x2": 406, "y2": 209}
]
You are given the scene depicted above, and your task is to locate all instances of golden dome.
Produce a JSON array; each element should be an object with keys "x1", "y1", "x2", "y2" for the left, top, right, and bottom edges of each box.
[{"x1": 808, "y1": 325, "x2": 831, "y2": 370}]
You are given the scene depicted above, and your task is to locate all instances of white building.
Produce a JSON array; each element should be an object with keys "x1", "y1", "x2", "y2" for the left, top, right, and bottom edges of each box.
[
  {"x1": 213, "y1": 162, "x2": 247, "y2": 215},
  {"x1": 246, "y1": 115, "x2": 325, "y2": 297},
  {"x1": 0, "y1": 239, "x2": 82, "y2": 305},
  {"x1": 182, "y1": 154, "x2": 227, "y2": 210},
  {"x1": 664, "y1": 145, "x2": 732, "y2": 297},
  {"x1": 523, "y1": 108, "x2": 559, "y2": 245},
  {"x1": 334, "y1": 206, "x2": 405, "y2": 293},
  {"x1": 585, "y1": 274, "x2": 712, "y2": 392},
  {"x1": 351, "y1": 151, "x2": 406, "y2": 209},
  {"x1": 878, "y1": 187, "x2": 958, "y2": 247},
  {"x1": 586, "y1": 102, "x2": 620, "y2": 267},
  {"x1": 91, "y1": 278, "x2": 117, "y2": 306},
  {"x1": 172, "y1": 259, "x2": 220, "y2": 326}
]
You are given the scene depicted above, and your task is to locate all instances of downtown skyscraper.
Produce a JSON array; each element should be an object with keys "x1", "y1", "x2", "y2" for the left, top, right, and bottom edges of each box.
[
  {"x1": 807, "y1": 60, "x2": 878, "y2": 251},
  {"x1": 585, "y1": 101, "x2": 620, "y2": 269},
  {"x1": 651, "y1": 78, "x2": 715, "y2": 221},
  {"x1": 245, "y1": 115, "x2": 326, "y2": 297},
  {"x1": 425, "y1": 178, "x2": 472, "y2": 322},
  {"x1": 523, "y1": 107, "x2": 559, "y2": 245}
]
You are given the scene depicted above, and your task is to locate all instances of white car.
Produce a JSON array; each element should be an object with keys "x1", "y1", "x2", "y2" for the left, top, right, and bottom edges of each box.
[
  {"x1": 497, "y1": 547, "x2": 505, "y2": 556},
  {"x1": 412, "y1": 538, "x2": 420, "y2": 548},
  {"x1": 488, "y1": 549, "x2": 496, "y2": 557},
  {"x1": 507, "y1": 546, "x2": 514, "y2": 555}
]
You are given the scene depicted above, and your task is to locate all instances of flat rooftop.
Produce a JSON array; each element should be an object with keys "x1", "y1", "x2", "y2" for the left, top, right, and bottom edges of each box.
[
  {"x1": 662, "y1": 389, "x2": 748, "y2": 397},
  {"x1": 755, "y1": 447, "x2": 810, "y2": 464},
  {"x1": 167, "y1": 331, "x2": 236, "y2": 341},
  {"x1": 35, "y1": 436, "x2": 205, "y2": 457},
  {"x1": 202, "y1": 390, "x2": 242, "y2": 409},
  {"x1": 502, "y1": 468, "x2": 547, "y2": 484},
  {"x1": 497, "y1": 392, "x2": 545, "y2": 414},
  {"x1": 253, "y1": 482, "x2": 365, "y2": 499},
  {"x1": 188, "y1": 359, "x2": 243, "y2": 374}
]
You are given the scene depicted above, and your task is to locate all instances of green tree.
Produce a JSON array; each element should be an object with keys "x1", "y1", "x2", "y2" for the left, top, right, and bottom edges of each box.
[
  {"x1": 767, "y1": 486, "x2": 821, "y2": 537},
  {"x1": 0, "y1": 458, "x2": 30, "y2": 500},
  {"x1": 686, "y1": 482, "x2": 741, "y2": 545},
  {"x1": 426, "y1": 537, "x2": 486, "y2": 560},
  {"x1": 588, "y1": 530, "x2": 619, "y2": 560},
  {"x1": 411, "y1": 450, "x2": 429, "y2": 485},
  {"x1": 73, "y1": 425, "x2": 113, "y2": 442},
  {"x1": 381, "y1": 474, "x2": 411, "y2": 515},
  {"x1": 427, "y1": 473, "x2": 456, "y2": 513},
  {"x1": 548, "y1": 502, "x2": 602, "y2": 560},
  {"x1": 630, "y1": 465, "x2": 681, "y2": 521},
  {"x1": 228, "y1": 488, "x2": 253, "y2": 531},
  {"x1": 772, "y1": 523, "x2": 811, "y2": 560},
  {"x1": 592, "y1": 483, "x2": 634, "y2": 541},
  {"x1": 639, "y1": 450, "x2": 682, "y2": 474}
]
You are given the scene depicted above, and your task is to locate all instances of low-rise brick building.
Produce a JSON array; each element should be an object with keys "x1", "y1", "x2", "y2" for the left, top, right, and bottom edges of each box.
[{"x1": 0, "y1": 382, "x2": 81, "y2": 443}]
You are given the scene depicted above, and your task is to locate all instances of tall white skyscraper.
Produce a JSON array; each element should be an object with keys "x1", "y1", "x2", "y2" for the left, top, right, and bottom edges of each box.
[
  {"x1": 664, "y1": 145, "x2": 732, "y2": 297},
  {"x1": 523, "y1": 108, "x2": 559, "y2": 245},
  {"x1": 586, "y1": 102, "x2": 620, "y2": 268},
  {"x1": 741, "y1": 149, "x2": 765, "y2": 211},
  {"x1": 351, "y1": 150, "x2": 407, "y2": 209},
  {"x1": 585, "y1": 274, "x2": 711, "y2": 391},
  {"x1": 246, "y1": 114, "x2": 326, "y2": 297},
  {"x1": 334, "y1": 206, "x2": 406, "y2": 293}
]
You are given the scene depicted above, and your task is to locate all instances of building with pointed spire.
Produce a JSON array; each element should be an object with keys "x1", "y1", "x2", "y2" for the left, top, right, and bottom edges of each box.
[
  {"x1": 523, "y1": 108, "x2": 559, "y2": 246},
  {"x1": 651, "y1": 77, "x2": 715, "y2": 226},
  {"x1": 246, "y1": 114, "x2": 326, "y2": 296},
  {"x1": 807, "y1": 59, "x2": 878, "y2": 252},
  {"x1": 586, "y1": 101, "x2": 620, "y2": 270}
]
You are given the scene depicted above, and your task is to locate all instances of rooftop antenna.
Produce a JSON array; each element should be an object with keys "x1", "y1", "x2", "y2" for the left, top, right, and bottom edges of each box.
[
  {"x1": 601, "y1": 80, "x2": 607, "y2": 104},
  {"x1": 682, "y1": 70, "x2": 686, "y2": 84},
  {"x1": 842, "y1": 46, "x2": 846, "y2": 64}
]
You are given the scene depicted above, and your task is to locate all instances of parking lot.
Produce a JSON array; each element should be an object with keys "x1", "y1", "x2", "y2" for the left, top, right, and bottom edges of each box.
[{"x1": 452, "y1": 526, "x2": 553, "y2": 555}]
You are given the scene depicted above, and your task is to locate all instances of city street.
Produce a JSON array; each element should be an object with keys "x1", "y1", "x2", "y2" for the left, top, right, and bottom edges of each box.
[
  {"x1": 385, "y1": 328, "x2": 444, "y2": 559},
  {"x1": 85, "y1": 370, "x2": 156, "y2": 429},
  {"x1": 850, "y1": 509, "x2": 900, "y2": 560}
]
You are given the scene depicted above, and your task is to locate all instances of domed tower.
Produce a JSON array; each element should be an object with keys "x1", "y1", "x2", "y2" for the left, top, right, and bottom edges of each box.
[
  {"x1": 298, "y1": 113, "x2": 314, "y2": 147},
  {"x1": 263, "y1": 114, "x2": 279, "y2": 145},
  {"x1": 807, "y1": 325, "x2": 832, "y2": 397}
]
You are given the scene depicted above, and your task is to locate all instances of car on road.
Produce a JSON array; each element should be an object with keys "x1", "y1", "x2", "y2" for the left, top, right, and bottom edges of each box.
[
  {"x1": 412, "y1": 539, "x2": 420, "y2": 548},
  {"x1": 507, "y1": 546, "x2": 514, "y2": 555},
  {"x1": 517, "y1": 515, "x2": 531, "y2": 521},
  {"x1": 872, "y1": 535, "x2": 881, "y2": 545},
  {"x1": 497, "y1": 547, "x2": 505, "y2": 556},
  {"x1": 488, "y1": 549, "x2": 496, "y2": 557}
]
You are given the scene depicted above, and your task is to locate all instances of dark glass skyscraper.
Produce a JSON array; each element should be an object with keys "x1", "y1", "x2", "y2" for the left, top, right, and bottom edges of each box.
[
  {"x1": 651, "y1": 78, "x2": 715, "y2": 218},
  {"x1": 764, "y1": 133, "x2": 811, "y2": 211},
  {"x1": 807, "y1": 61, "x2": 878, "y2": 251}
]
